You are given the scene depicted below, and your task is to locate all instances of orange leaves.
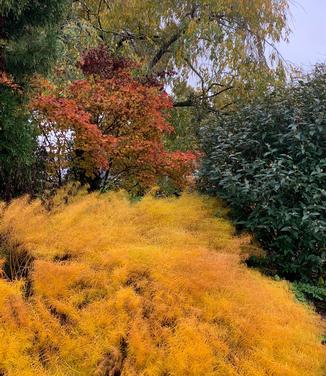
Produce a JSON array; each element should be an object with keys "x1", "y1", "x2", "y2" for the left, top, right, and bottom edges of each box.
[
  {"x1": 72, "y1": 49, "x2": 193, "y2": 191},
  {"x1": 31, "y1": 46, "x2": 196, "y2": 191},
  {"x1": 69, "y1": 73, "x2": 174, "y2": 137},
  {"x1": 0, "y1": 72, "x2": 21, "y2": 91},
  {"x1": 162, "y1": 150, "x2": 200, "y2": 188},
  {"x1": 31, "y1": 90, "x2": 110, "y2": 178},
  {"x1": 33, "y1": 95, "x2": 91, "y2": 129}
]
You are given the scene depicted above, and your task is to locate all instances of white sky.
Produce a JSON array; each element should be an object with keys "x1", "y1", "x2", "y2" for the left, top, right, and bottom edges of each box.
[{"x1": 278, "y1": 0, "x2": 326, "y2": 69}]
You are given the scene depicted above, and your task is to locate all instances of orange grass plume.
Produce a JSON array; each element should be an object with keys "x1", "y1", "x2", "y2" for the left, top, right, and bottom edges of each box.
[{"x1": 0, "y1": 191, "x2": 325, "y2": 375}]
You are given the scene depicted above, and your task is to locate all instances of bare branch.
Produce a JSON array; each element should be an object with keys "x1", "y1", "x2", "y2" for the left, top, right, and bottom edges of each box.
[
  {"x1": 147, "y1": 4, "x2": 200, "y2": 73},
  {"x1": 205, "y1": 85, "x2": 233, "y2": 99},
  {"x1": 147, "y1": 26, "x2": 186, "y2": 72},
  {"x1": 173, "y1": 99, "x2": 193, "y2": 108},
  {"x1": 184, "y1": 57, "x2": 205, "y2": 94}
]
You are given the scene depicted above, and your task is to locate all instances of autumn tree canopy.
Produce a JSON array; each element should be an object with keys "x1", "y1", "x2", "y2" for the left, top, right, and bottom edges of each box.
[
  {"x1": 76, "y1": 0, "x2": 290, "y2": 110},
  {"x1": 31, "y1": 46, "x2": 197, "y2": 193}
]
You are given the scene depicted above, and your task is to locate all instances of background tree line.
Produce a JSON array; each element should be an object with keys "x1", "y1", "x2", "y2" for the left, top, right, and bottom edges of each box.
[{"x1": 0, "y1": 0, "x2": 289, "y2": 198}]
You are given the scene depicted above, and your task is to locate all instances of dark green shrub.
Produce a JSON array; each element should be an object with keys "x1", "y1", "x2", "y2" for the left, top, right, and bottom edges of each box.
[
  {"x1": 198, "y1": 66, "x2": 326, "y2": 286},
  {"x1": 291, "y1": 282, "x2": 326, "y2": 303}
]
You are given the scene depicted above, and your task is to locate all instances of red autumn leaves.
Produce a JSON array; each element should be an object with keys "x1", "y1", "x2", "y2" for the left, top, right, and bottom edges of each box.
[{"x1": 31, "y1": 46, "x2": 197, "y2": 192}]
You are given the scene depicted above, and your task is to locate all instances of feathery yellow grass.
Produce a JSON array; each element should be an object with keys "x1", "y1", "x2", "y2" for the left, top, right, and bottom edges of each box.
[{"x1": 0, "y1": 191, "x2": 325, "y2": 375}]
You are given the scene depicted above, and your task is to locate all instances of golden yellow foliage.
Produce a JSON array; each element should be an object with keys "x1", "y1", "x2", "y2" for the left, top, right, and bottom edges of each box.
[{"x1": 0, "y1": 192, "x2": 325, "y2": 375}]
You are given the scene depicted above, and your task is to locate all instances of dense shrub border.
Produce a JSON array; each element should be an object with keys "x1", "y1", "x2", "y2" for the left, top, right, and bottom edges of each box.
[{"x1": 198, "y1": 66, "x2": 326, "y2": 289}]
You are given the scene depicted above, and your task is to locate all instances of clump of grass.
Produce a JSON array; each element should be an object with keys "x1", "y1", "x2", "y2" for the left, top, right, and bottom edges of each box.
[{"x1": 0, "y1": 192, "x2": 325, "y2": 375}]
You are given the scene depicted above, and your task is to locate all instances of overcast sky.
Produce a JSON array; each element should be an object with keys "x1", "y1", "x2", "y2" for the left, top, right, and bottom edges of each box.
[{"x1": 278, "y1": 0, "x2": 326, "y2": 69}]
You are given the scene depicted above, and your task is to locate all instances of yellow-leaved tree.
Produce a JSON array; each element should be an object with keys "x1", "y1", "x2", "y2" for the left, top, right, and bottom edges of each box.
[{"x1": 75, "y1": 0, "x2": 290, "y2": 110}]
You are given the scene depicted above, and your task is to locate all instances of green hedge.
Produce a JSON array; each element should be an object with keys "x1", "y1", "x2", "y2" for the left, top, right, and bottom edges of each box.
[{"x1": 198, "y1": 66, "x2": 326, "y2": 286}]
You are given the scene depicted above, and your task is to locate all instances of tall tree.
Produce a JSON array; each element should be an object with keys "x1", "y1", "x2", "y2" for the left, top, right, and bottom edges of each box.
[
  {"x1": 0, "y1": 0, "x2": 72, "y2": 80},
  {"x1": 76, "y1": 0, "x2": 290, "y2": 111},
  {"x1": 0, "y1": 0, "x2": 72, "y2": 200}
]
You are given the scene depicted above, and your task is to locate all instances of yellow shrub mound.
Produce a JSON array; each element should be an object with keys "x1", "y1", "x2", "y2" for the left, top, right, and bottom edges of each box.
[{"x1": 0, "y1": 192, "x2": 325, "y2": 376}]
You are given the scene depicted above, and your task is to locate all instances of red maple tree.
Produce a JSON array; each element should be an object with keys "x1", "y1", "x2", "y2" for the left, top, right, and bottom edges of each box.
[{"x1": 31, "y1": 46, "x2": 197, "y2": 192}]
